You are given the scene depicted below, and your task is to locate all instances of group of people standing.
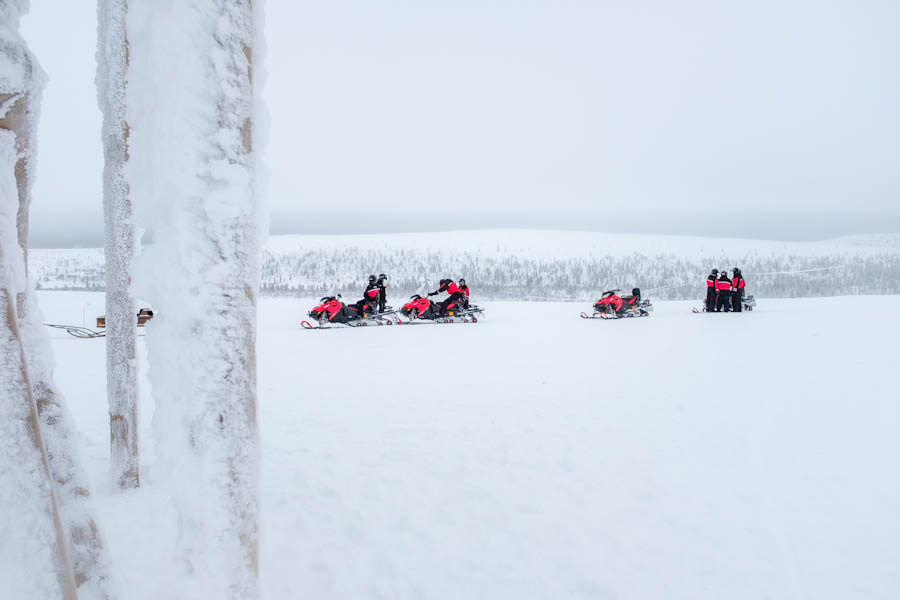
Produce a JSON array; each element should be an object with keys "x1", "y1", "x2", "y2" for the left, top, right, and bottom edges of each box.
[{"x1": 705, "y1": 268, "x2": 746, "y2": 312}]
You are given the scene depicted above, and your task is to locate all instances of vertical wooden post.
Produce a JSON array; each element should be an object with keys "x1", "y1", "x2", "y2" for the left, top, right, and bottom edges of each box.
[{"x1": 98, "y1": 0, "x2": 140, "y2": 490}]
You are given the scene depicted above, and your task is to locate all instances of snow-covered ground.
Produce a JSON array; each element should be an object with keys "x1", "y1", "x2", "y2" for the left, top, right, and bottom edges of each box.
[{"x1": 39, "y1": 291, "x2": 900, "y2": 599}]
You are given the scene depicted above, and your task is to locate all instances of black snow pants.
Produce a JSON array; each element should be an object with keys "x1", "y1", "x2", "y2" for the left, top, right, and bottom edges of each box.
[
  {"x1": 352, "y1": 299, "x2": 371, "y2": 316},
  {"x1": 705, "y1": 288, "x2": 717, "y2": 312},
  {"x1": 732, "y1": 290, "x2": 743, "y2": 312},
  {"x1": 438, "y1": 292, "x2": 464, "y2": 314},
  {"x1": 716, "y1": 290, "x2": 732, "y2": 312}
]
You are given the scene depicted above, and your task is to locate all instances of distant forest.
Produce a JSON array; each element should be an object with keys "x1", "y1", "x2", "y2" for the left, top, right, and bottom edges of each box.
[{"x1": 31, "y1": 246, "x2": 900, "y2": 301}]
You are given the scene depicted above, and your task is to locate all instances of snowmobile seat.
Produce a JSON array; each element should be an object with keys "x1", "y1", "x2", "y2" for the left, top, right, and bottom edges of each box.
[{"x1": 619, "y1": 288, "x2": 641, "y2": 305}]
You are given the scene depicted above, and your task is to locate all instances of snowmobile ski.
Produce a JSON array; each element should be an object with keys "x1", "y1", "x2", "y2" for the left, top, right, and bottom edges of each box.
[
  {"x1": 300, "y1": 318, "x2": 396, "y2": 330},
  {"x1": 396, "y1": 313, "x2": 481, "y2": 325}
]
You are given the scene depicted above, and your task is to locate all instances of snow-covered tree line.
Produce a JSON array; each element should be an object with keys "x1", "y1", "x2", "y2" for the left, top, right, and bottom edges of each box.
[
  {"x1": 2, "y1": 0, "x2": 264, "y2": 598},
  {"x1": 29, "y1": 243, "x2": 900, "y2": 300},
  {"x1": 258, "y1": 248, "x2": 900, "y2": 300}
]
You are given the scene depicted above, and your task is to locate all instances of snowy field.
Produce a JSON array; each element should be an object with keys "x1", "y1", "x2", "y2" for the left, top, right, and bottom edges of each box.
[{"x1": 39, "y1": 291, "x2": 900, "y2": 599}]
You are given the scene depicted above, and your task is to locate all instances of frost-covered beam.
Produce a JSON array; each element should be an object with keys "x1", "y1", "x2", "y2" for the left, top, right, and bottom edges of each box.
[
  {"x1": 1, "y1": 118, "x2": 77, "y2": 600},
  {"x1": 98, "y1": 0, "x2": 140, "y2": 490},
  {"x1": 2, "y1": 2, "x2": 112, "y2": 596},
  {"x1": 128, "y1": 0, "x2": 262, "y2": 596}
]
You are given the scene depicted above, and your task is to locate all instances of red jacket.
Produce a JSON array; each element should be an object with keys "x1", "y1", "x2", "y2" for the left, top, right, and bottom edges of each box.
[
  {"x1": 716, "y1": 276, "x2": 731, "y2": 291},
  {"x1": 732, "y1": 277, "x2": 745, "y2": 291},
  {"x1": 436, "y1": 281, "x2": 460, "y2": 295},
  {"x1": 460, "y1": 285, "x2": 470, "y2": 297}
]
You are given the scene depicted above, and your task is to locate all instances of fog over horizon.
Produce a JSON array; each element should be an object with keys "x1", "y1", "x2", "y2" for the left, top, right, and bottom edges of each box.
[
  {"x1": 22, "y1": 0, "x2": 900, "y2": 248},
  {"x1": 27, "y1": 208, "x2": 900, "y2": 249}
]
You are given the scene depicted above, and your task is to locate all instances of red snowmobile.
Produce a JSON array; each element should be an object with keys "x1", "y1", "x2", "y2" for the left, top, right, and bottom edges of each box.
[
  {"x1": 301, "y1": 295, "x2": 397, "y2": 329},
  {"x1": 399, "y1": 295, "x2": 483, "y2": 324},
  {"x1": 581, "y1": 288, "x2": 652, "y2": 320}
]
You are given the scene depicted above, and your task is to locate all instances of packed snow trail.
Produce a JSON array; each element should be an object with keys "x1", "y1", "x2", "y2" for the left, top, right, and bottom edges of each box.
[{"x1": 40, "y1": 292, "x2": 900, "y2": 600}]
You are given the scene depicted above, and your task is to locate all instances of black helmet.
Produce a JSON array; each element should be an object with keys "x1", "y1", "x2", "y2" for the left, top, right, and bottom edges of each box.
[
  {"x1": 459, "y1": 278, "x2": 466, "y2": 285},
  {"x1": 711, "y1": 268, "x2": 718, "y2": 275},
  {"x1": 368, "y1": 274, "x2": 376, "y2": 283},
  {"x1": 378, "y1": 273, "x2": 387, "y2": 281}
]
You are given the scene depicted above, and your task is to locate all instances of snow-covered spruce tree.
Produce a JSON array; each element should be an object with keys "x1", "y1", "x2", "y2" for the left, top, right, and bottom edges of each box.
[
  {"x1": 127, "y1": 0, "x2": 263, "y2": 596},
  {"x1": 97, "y1": 0, "x2": 139, "y2": 490},
  {"x1": 1, "y1": 3, "x2": 111, "y2": 597}
]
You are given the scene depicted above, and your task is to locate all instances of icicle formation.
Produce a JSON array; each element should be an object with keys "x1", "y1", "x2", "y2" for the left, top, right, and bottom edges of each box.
[
  {"x1": 97, "y1": 0, "x2": 140, "y2": 490},
  {"x1": 127, "y1": 0, "x2": 262, "y2": 597}
]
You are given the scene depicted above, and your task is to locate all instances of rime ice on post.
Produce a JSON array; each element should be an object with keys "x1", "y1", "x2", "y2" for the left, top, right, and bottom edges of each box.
[
  {"x1": 127, "y1": 0, "x2": 263, "y2": 597},
  {"x1": 97, "y1": 0, "x2": 140, "y2": 490},
  {"x1": 2, "y1": 2, "x2": 110, "y2": 598}
]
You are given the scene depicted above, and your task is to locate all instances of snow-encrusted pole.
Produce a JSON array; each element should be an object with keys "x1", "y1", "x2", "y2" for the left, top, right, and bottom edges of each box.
[
  {"x1": 1, "y1": 4, "x2": 77, "y2": 598},
  {"x1": 2, "y1": 3, "x2": 113, "y2": 596},
  {"x1": 127, "y1": 0, "x2": 263, "y2": 596},
  {"x1": 0, "y1": 137, "x2": 78, "y2": 600},
  {"x1": 97, "y1": 0, "x2": 140, "y2": 490}
]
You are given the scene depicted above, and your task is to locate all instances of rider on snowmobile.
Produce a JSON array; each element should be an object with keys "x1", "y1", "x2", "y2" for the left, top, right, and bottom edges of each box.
[
  {"x1": 376, "y1": 273, "x2": 388, "y2": 312},
  {"x1": 428, "y1": 278, "x2": 465, "y2": 315},
  {"x1": 352, "y1": 275, "x2": 380, "y2": 315},
  {"x1": 458, "y1": 278, "x2": 470, "y2": 309}
]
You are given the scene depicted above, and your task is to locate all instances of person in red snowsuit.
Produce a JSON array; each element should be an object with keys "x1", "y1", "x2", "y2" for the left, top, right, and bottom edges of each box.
[
  {"x1": 428, "y1": 278, "x2": 464, "y2": 315},
  {"x1": 731, "y1": 268, "x2": 746, "y2": 313},
  {"x1": 352, "y1": 275, "x2": 380, "y2": 315},
  {"x1": 458, "y1": 278, "x2": 470, "y2": 309},
  {"x1": 705, "y1": 269, "x2": 718, "y2": 312},
  {"x1": 715, "y1": 270, "x2": 732, "y2": 312}
]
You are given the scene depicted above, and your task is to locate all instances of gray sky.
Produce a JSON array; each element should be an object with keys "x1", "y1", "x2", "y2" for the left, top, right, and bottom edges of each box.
[{"x1": 22, "y1": 0, "x2": 900, "y2": 246}]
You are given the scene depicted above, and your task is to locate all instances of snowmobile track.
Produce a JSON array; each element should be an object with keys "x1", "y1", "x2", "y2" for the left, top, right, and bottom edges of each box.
[
  {"x1": 300, "y1": 319, "x2": 396, "y2": 330},
  {"x1": 396, "y1": 316, "x2": 480, "y2": 325},
  {"x1": 580, "y1": 311, "x2": 649, "y2": 320}
]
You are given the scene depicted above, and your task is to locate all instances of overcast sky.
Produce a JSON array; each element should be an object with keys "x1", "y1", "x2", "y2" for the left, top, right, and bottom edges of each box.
[{"x1": 22, "y1": 0, "x2": 900, "y2": 246}]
